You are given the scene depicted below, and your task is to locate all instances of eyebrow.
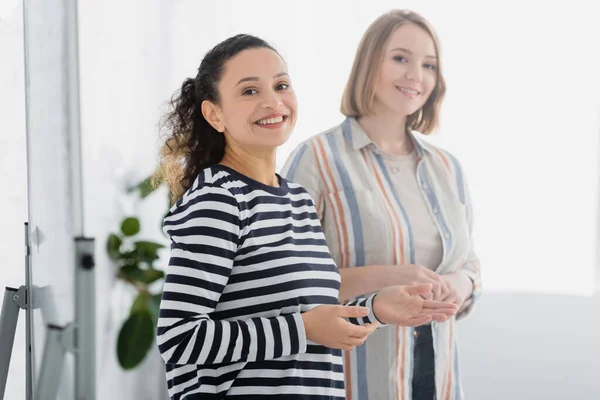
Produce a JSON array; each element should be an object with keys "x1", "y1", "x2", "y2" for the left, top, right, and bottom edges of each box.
[
  {"x1": 391, "y1": 47, "x2": 437, "y2": 60},
  {"x1": 236, "y1": 72, "x2": 289, "y2": 86}
]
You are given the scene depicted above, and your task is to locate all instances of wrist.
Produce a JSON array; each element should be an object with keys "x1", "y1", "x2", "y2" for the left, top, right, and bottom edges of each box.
[
  {"x1": 378, "y1": 265, "x2": 396, "y2": 287},
  {"x1": 447, "y1": 271, "x2": 472, "y2": 302},
  {"x1": 367, "y1": 293, "x2": 387, "y2": 325},
  {"x1": 301, "y1": 311, "x2": 313, "y2": 339},
  {"x1": 383, "y1": 264, "x2": 414, "y2": 287}
]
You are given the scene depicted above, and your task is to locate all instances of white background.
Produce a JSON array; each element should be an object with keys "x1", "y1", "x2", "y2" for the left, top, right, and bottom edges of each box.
[{"x1": 1, "y1": 1, "x2": 599, "y2": 399}]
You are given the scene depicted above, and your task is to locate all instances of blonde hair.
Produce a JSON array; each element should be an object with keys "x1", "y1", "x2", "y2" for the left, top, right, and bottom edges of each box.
[{"x1": 340, "y1": 10, "x2": 446, "y2": 134}]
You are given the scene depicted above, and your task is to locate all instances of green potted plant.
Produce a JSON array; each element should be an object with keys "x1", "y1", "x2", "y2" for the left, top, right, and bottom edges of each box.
[{"x1": 107, "y1": 173, "x2": 169, "y2": 370}]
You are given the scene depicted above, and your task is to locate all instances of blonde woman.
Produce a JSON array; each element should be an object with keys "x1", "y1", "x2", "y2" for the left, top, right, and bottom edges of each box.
[{"x1": 282, "y1": 10, "x2": 481, "y2": 400}]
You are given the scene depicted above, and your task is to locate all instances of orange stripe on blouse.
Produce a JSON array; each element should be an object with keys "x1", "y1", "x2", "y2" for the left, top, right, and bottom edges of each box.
[
  {"x1": 362, "y1": 148, "x2": 410, "y2": 400},
  {"x1": 443, "y1": 319, "x2": 454, "y2": 400},
  {"x1": 314, "y1": 137, "x2": 350, "y2": 270},
  {"x1": 433, "y1": 148, "x2": 452, "y2": 178},
  {"x1": 312, "y1": 138, "x2": 353, "y2": 400}
]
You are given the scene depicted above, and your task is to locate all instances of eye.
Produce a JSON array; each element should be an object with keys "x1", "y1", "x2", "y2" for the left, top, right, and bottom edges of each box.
[
  {"x1": 242, "y1": 88, "x2": 258, "y2": 96},
  {"x1": 393, "y1": 55, "x2": 407, "y2": 63},
  {"x1": 424, "y1": 64, "x2": 437, "y2": 71},
  {"x1": 276, "y1": 82, "x2": 290, "y2": 91}
]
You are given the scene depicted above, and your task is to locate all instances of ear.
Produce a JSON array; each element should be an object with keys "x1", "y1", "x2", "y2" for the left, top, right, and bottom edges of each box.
[{"x1": 201, "y1": 100, "x2": 224, "y2": 132}]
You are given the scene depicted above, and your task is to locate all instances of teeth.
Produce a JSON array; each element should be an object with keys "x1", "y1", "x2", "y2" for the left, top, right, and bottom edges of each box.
[
  {"x1": 257, "y1": 116, "x2": 284, "y2": 125},
  {"x1": 398, "y1": 87, "x2": 419, "y2": 95}
]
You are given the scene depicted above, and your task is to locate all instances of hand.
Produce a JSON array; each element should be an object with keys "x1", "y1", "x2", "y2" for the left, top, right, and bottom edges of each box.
[
  {"x1": 372, "y1": 283, "x2": 458, "y2": 326},
  {"x1": 301, "y1": 305, "x2": 379, "y2": 351},
  {"x1": 440, "y1": 272, "x2": 473, "y2": 310},
  {"x1": 390, "y1": 264, "x2": 450, "y2": 301}
]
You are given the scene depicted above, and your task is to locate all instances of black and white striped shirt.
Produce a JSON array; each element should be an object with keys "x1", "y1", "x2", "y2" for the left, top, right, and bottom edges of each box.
[{"x1": 157, "y1": 164, "x2": 379, "y2": 400}]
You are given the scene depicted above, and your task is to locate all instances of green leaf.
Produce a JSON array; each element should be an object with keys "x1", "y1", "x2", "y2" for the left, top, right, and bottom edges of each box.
[
  {"x1": 121, "y1": 217, "x2": 140, "y2": 237},
  {"x1": 120, "y1": 265, "x2": 145, "y2": 282},
  {"x1": 148, "y1": 293, "x2": 162, "y2": 324},
  {"x1": 117, "y1": 254, "x2": 139, "y2": 271},
  {"x1": 120, "y1": 265, "x2": 164, "y2": 285},
  {"x1": 142, "y1": 268, "x2": 165, "y2": 285},
  {"x1": 130, "y1": 292, "x2": 150, "y2": 314},
  {"x1": 106, "y1": 234, "x2": 122, "y2": 260},
  {"x1": 116, "y1": 310, "x2": 155, "y2": 370},
  {"x1": 134, "y1": 241, "x2": 164, "y2": 252},
  {"x1": 134, "y1": 241, "x2": 165, "y2": 264},
  {"x1": 118, "y1": 249, "x2": 137, "y2": 260}
]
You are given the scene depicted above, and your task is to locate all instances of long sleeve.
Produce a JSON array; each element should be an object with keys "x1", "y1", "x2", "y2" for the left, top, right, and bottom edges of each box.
[
  {"x1": 455, "y1": 168, "x2": 482, "y2": 320},
  {"x1": 156, "y1": 185, "x2": 307, "y2": 366},
  {"x1": 345, "y1": 293, "x2": 386, "y2": 326}
]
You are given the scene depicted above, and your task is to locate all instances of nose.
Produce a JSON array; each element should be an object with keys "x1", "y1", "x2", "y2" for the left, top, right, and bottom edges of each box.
[
  {"x1": 405, "y1": 62, "x2": 423, "y2": 83},
  {"x1": 261, "y1": 89, "x2": 284, "y2": 109}
]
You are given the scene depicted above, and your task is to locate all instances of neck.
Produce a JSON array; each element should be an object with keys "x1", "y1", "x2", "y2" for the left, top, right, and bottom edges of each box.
[
  {"x1": 219, "y1": 144, "x2": 279, "y2": 187},
  {"x1": 357, "y1": 110, "x2": 413, "y2": 156}
]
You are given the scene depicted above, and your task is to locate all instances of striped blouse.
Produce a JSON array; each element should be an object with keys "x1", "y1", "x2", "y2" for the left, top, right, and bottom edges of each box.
[
  {"x1": 281, "y1": 118, "x2": 482, "y2": 400},
  {"x1": 156, "y1": 164, "x2": 380, "y2": 400}
]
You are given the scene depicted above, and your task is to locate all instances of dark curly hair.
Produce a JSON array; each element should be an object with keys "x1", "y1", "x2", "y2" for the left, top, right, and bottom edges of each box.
[{"x1": 157, "y1": 34, "x2": 279, "y2": 202}]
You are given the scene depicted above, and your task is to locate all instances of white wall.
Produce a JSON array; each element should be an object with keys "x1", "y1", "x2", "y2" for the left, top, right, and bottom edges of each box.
[
  {"x1": 77, "y1": 0, "x2": 172, "y2": 398},
  {"x1": 459, "y1": 293, "x2": 600, "y2": 400}
]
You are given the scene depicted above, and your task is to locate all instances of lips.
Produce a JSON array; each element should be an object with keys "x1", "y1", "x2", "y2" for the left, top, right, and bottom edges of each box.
[
  {"x1": 256, "y1": 115, "x2": 285, "y2": 126},
  {"x1": 396, "y1": 86, "x2": 420, "y2": 99},
  {"x1": 253, "y1": 113, "x2": 290, "y2": 130}
]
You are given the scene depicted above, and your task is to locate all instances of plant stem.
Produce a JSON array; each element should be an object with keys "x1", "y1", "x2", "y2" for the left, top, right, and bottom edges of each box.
[{"x1": 118, "y1": 273, "x2": 150, "y2": 295}]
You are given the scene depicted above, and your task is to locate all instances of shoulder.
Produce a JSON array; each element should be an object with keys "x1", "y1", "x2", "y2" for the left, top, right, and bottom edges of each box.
[
  {"x1": 163, "y1": 166, "x2": 242, "y2": 243},
  {"x1": 284, "y1": 178, "x2": 317, "y2": 200},
  {"x1": 413, "y1": 132, "x2": 466, "y2": 176},
  {"x1": 281, "y1": 123, "x2": 345, "y2": 180},
  {"x1": 291, "y1": 123, "x2": 345, "y2": 154},
  {"x1": 166, "y1": 166, "x2": 241, "y2": 223},
  {"x1": 181, "y1": 166, "x2": 239, "y2": 203},
  {"x1": 307, "y1": 123, "x2": 345, "y2": 149}
]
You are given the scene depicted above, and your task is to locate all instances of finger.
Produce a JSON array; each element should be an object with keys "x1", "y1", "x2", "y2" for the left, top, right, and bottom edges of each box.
[
  {"x1": 427, "y1": 271, "x2": 447, "y2": 293},
  {"x1": 406, "y1": 315, "x2": 433, "y2": 327},
  {"x1": 419, "y1": 292, "x2": 433, "y2": 301},
  {"x1": 363, "y1": 322, "x2": 379, "y2": 335},
  {"x1": 432, "y1": 281, "x2": 442, "y2": 301},
  {"x1": 439, "y1": 280, "x2": 451, "y2": 299},
  {"x1": 347, "y1": 331, "x2": 371, "y2": 340},
  {"x1": 345, "y1": 323, "x2": 376, "y2": 339},
  {"x1": 342, "y1": 336, "x2": 368, "y2": 347},
  {"x1": 336, "y1": 305, "x2": 370, "y2": 319},
  {"x1": 420, "y1": 308, "x2": 457, "y2": 318},
  {"x1": 346, "y1": 324, "x2": 379, "y2": 342},
  {"x1": 423, "y1": 300, "x2": 458, "y2": 310},
  {"x1": 419, "y1": 265, "x2": 440, "y2": 279},
  {"x1": 439, "y1": 292, "x2": 461, "y2": 307},
  {"x1": 430, "y1": 313, "x2": 450, "y2": 322},
  {"x1": 429, "y1": 274, "x2": 450, "y2": 299},
  {"x1": 404, "y1": 283, "x2": 433, "y2": 296},
  {"x1": 438, "y1": 291, "x2": 453, "y2": 303}
]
